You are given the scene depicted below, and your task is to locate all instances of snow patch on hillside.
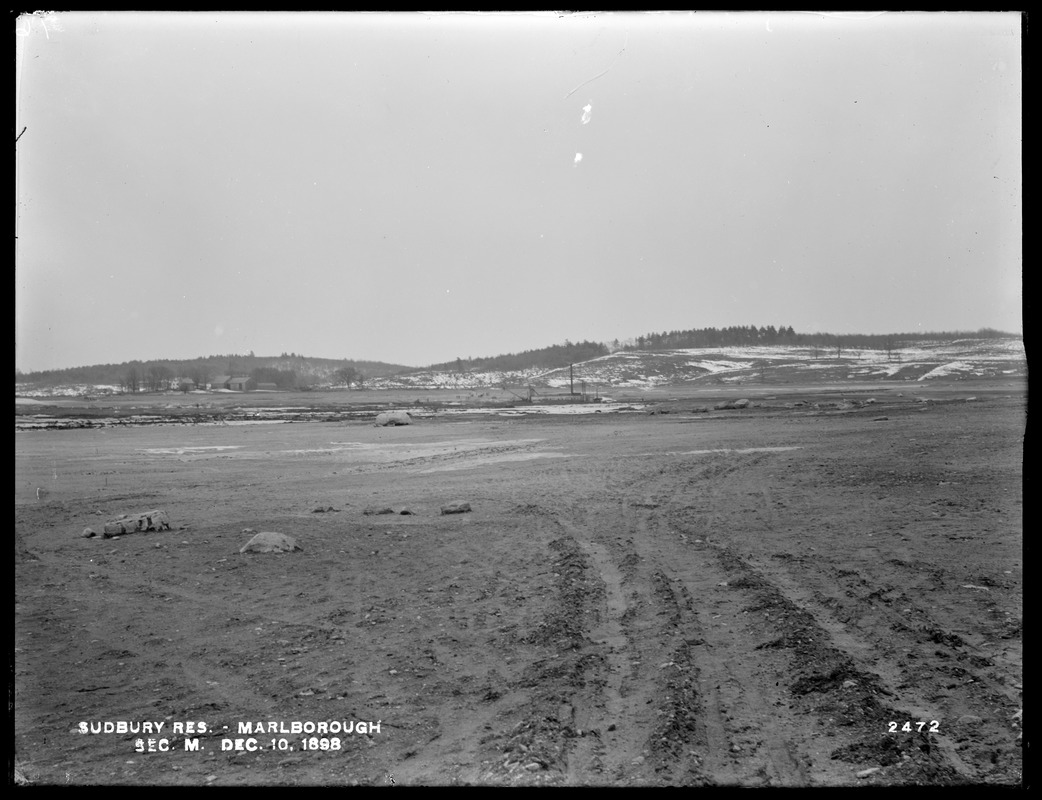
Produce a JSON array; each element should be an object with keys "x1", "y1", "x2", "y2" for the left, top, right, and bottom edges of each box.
[
  {"x1": 919, "y1": 361, "x2": 979, "y2": 381},
  {"x1": 685, "y1": 360, "x2": 753, "y2": 373}
]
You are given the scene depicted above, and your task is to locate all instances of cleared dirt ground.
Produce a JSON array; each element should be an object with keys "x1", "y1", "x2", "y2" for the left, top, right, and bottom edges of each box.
[{"x1": 14, "y1": 385, "x2": 1024, "y2": 786}]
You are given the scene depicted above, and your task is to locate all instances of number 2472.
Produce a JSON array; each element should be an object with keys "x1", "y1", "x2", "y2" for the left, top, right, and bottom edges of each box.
[{"x1": 889, "y1": 721, "x2": 940, "y2": 733}]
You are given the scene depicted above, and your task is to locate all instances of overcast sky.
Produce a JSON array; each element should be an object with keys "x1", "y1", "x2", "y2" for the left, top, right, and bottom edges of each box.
[{"x1": 15, "y1": 11, "x2": 1022, "y2": 372}]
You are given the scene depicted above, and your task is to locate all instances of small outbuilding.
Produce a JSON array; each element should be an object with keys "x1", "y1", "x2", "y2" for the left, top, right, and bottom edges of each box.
[{"x1": 227, "y1": 377, "x2": 256, "y2": 392}]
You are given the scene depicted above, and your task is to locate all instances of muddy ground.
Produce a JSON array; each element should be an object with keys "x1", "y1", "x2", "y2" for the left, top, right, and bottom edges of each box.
[{"x1": 14, "y1": 385, "x2": 1024, "y2": 786}]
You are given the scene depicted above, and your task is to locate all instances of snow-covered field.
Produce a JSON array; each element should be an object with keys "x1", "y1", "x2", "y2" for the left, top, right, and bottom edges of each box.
[{"x1": 15, "y1": 383, "x2": 122, "y2": 399}]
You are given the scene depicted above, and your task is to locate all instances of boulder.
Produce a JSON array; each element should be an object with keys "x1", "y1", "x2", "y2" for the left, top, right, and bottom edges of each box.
[
  {"x1": 240, "y1": 531, "x2": 302, "y2": 554},
  {"x1": 102, "y1": 510, "x2": 171, "y2": 537},
  {"x1": 441, "y1": 502, "x2": 472, "y2": 515},
  {"x1": 714, "y1": 401, "x2": 734, "y2": 410},
  {"x1": 374, "y1": 411, "x2": 412, "y2": 427},
  {"x1": 733, "y1": 398, "x2": 750, "y2": 409}
]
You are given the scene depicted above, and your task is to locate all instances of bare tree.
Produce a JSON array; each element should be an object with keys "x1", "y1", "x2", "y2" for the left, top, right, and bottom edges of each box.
[
  {"x1": 191, "y1": 366, "x2": 211, "y2": 389},
  {"x1": 333, "y1": 366, "x2": 360, "y2": 388}
]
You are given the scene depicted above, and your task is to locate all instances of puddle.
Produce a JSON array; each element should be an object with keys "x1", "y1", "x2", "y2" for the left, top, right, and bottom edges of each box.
[
  {"x1": 436, "y1": 403, "x2": 648, "y2": 417},
  {"x1": 327, "y1": 439, "x2": 543, "y2": 450},
  {"x1": 198, "y1": 419, "x2": 289, "y2": 426},
  {"x1": 642, "y1": 446, "x2": 803, "y2": 456},
  {"x1": 142, "y1": 446, "x2": 243, "y2": 455},
  {"x1": 419, "y1": 452, "x2": 573, "y2": 472}
]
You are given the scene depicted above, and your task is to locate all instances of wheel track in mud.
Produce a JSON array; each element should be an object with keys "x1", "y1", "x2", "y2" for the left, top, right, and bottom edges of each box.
[
  {"x1": 557, "y1": 517, "x2": 664, "y2": 784},
  {"x1": 515, "y1": 452, "x2": 817, "y2": 785},
  {"x1": 612, "y1": 473, "x2": 814, "y2": 787},
  {"x1": 537, "y1": 450, "x2": 985, "y2": 785}
]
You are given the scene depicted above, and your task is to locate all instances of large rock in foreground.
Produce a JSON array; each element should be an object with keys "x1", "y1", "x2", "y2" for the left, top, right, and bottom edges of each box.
[
  {"x1": 240, "y1": 531, "x2": 302, "y2": 554},
  {"x1": 441, "y1": 502, "x2": 472, "y2": 515},
  {"x1": 374, "y1": 411, "x2": 412, "y2": 427}
]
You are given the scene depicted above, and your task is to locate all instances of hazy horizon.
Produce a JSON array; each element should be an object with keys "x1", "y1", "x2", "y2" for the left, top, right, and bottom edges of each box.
[{"x1": 16, "y1": 11, "x2": 1022, "y2": 373}]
